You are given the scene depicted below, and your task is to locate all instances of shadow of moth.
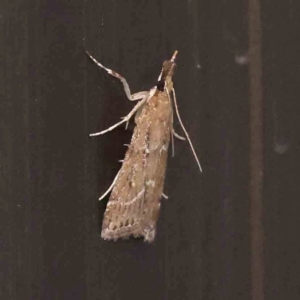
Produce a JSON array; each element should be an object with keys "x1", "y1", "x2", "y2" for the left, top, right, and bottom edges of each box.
[{"x1": 87, "y1": 50, "x2": 202, "y2": 242}]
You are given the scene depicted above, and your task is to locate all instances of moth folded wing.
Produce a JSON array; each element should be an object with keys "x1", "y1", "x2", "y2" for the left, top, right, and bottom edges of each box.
[
  {"x1": 141, "y1": 117, "x2": 172, "y2": 242},
  {"x1": 132, "y1": 94, "x2": 172, "y2": 242},
  {"x1": 101, "y1": 130, "x2": 149, "y2": 241},
  {"x1": 101, "y1": 92, "x2": 172, "y2": 242},
  {"x1": 101, "y1": 165, "x2": 147, "y2": 241}
]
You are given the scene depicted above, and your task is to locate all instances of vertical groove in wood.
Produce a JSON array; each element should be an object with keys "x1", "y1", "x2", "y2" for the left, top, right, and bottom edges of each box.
[{"x1": 248, "y1": 0, "x2": 264, "y2": 300}]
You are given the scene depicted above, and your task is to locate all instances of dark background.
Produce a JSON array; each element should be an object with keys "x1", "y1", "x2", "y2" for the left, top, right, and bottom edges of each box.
[{"x1": 1, "y1": 0, "x2": 300, "y2": 299}]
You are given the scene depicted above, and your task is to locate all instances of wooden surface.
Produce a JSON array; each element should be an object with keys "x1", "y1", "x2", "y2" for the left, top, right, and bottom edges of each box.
[{"x1": 1, "y1": 0, "x2": 300, "y2": 299}]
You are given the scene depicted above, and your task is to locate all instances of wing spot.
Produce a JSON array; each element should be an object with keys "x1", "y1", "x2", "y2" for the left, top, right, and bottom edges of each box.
[
  {"x1": 146, "y1": 180, "x2": 155, "y2": 187},
  {"x1": 130, "y1": 181, "x2": 136, "y2": 187},
  {"x1": 162, "y1": 144, "x2": 168, "y2": 151}
]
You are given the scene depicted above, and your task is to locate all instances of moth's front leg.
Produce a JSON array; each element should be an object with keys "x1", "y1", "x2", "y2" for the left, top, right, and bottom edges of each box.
[
  {"x1": 86, "y1": 51, "x2": 147, "y2": 101},
  {"x1": 89, "y1": 94, "x2": 148, "y2": 136},
  {"x1": 130, "y1": 91, "x2": 149, "y2": 101}
]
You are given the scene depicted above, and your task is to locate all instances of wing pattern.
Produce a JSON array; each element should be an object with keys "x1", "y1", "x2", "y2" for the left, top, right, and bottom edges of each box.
[{"x1": 101, "y1": 90, "x2": 173, "y2": 242}]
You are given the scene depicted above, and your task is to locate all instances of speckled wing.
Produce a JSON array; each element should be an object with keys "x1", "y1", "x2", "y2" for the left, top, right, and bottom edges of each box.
[{"x1": 101, "y1": 90, "x2": 173, "y2": 242}]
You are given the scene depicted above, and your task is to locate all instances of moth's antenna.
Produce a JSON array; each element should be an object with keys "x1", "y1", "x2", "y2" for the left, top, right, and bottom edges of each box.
[{"x1": 171, "y1": 88, "x2": 202, "y2": 172}]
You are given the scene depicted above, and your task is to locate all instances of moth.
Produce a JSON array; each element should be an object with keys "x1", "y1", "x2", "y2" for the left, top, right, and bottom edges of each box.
[{"x1": 87, "y1": 50, "x2": 202, "y2": 242}]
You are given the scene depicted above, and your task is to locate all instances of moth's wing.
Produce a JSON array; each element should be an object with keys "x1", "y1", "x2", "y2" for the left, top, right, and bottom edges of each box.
[
  {"x1": 101, "y1": 134, "x2": 147, "y2": 240},
  {"x1": 140, "y1": 112, "x2": 172, "y2": 241},
  {"x1": 101, "y1": 94, "x2": 172, "y2": 242}
]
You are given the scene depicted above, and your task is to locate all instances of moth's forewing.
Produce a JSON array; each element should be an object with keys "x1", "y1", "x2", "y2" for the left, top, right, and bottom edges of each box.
[{"x1": 101, "y1": 91, "x2": 172, "y2": 242}]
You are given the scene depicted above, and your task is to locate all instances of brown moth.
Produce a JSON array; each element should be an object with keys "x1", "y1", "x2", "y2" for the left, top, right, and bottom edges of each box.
[{"x1": 87, "y1": 50, "x2": 202, "y2": 242}]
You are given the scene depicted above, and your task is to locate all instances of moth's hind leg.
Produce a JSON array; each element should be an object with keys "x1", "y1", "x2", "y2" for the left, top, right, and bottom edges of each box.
[{"x1": 86, "y1": 51, "x2": 147, "y2": 101}]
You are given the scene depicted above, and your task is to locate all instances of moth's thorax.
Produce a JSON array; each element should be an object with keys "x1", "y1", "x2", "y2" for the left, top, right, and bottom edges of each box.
[
  {"x1": 150, "y1": 90, "x2": 172, "y2": 109},
  {"x1": 135, "y1": 91, "x2": 172, "y2": 126}
]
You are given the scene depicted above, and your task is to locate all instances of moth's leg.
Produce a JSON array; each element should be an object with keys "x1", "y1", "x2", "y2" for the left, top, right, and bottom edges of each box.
[
  {"x1": 170, "y1": 99, "x2": 186, "y2": 141},
  {"x1": 171, "y1": 126, "x2": 175, "y2": 157},
  {"x1": 171, "y1": 88, "x2": 202, "y2": 172},
  {"x1": 90, "y1": 88, "x2": 156, "y2": 136},
  {"x1": 162, "y1": 193, "x2": 168, "y2": 199},
  {"x1": 99, "y1": 170, "x2": 120, "y2": 201},
  {"x1": 124, "y1": 99, "x2": 145, "y2": 129},
  {"x1": 131, "y1": 91, "x2": 149, "y2": 101},
  {"x1": 90, "y1": 94, "x2": 148, "y2": 136},
  {"x1": 172, "y1": 129, "x2": 186, "y2": 140},
  {"x1": 170, "y1": 109, "x2": 175, "y2": 157},
  {"x1": 134, "y1": 99, "x2": 149, "y2": 125},
  {"x1": 170, "y1": 115, "x2": 185, "y2": 157},
  {"x1": 86, "y1": 51, "x2": 148, "y2": 101}
]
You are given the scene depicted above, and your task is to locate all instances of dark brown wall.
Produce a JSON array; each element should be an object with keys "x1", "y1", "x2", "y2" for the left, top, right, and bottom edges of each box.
[{"x1": 1, "y1": 0, "x2": 299, "y2": 299}]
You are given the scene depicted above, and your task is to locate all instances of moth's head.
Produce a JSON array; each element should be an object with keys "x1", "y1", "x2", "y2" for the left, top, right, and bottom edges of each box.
[{"x1": 156, "y1": 50, "x2": 178, "y2": 91}]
